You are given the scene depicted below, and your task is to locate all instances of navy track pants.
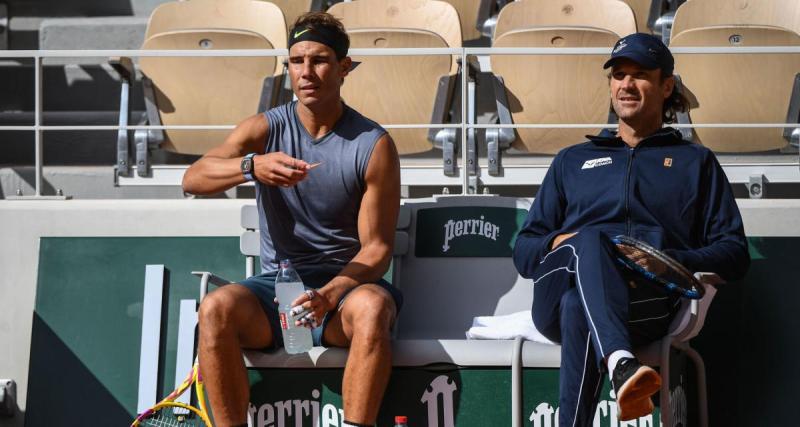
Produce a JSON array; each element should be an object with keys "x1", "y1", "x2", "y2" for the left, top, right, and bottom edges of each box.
[{"x1": 529, "y1": 229, "x2": 681, "y2": 427}]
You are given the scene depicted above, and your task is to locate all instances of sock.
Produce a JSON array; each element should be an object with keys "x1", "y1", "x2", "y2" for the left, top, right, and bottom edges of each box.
[
  {"x1": 343, "y1": 421, "x2": 374, "y2": 427},
  {"x1": 607, "y1": 349, "x2": 635, "y2": 380}
]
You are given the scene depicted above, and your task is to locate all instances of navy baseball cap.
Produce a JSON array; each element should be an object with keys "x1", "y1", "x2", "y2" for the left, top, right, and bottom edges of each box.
[{"x1": 603, "y1": 33, "x2": 674, "y2": 76}]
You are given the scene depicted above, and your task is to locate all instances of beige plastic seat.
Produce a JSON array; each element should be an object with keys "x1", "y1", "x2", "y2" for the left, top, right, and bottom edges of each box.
[
  {"x1": 494, "y1": 0, "x2": 635, "y2": 39},
  {"x1": 360, "y1": 0, "x2": 513, "y2": 43},
  {"x1": 443, "y1": 0, "x2": 484, "y2": 42},
  {"x1": 140, "y1": 31, "x2": 278, "y2": 155},
  {"x1": 112, "y1": 0, "x2": 287, "y2": 177},
  {"x1": 267, "y1": 0, "x2": 313, "y2": 31},
  {"x1": 362, "y1": 0, "x2": 485, "y2": 42},
  {"x1": 336, "y1": 0, "x2": 462, "y2": 50},
  {"x1": 328, "y1": 0, "x2": 463, "y2": 173},
  {"x1": 141, "y1": 0, "x2": 286, "y2": 154},
  {"x1": 492, "y1": 27, "x2": 621, "y2": 155},
  {"x1": 621, "y1": 0, "x2": 655, "y2": 33},
  {"x1": 671, "y1": 0, "x2": 800, "y2": 39},
  {"x1": 344, "y1": 29, "x2": 453, "y2": 155},
  {"x1": 488, "y1": 0, "x2": 635, "y2": 168},
  {"x1": 670, "y1": 0, "x2": 800, "y2": 152}
]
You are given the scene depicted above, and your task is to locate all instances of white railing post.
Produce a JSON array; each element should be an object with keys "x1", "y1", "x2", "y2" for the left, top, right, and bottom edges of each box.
[
  {"x1": 34, "y1": 54, "x2": 42, "y2": 197},
  {"x1": 461, "y1": 49, "x2": 468, "y2": 195}
]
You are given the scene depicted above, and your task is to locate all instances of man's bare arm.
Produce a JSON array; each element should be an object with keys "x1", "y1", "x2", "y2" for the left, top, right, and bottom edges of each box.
[
  {"x1": 182, "y1": 114, "x2": 313, "y2": 195},
  {"x1": 293, "y1": 134, "x2": 401, "y2": 315}
]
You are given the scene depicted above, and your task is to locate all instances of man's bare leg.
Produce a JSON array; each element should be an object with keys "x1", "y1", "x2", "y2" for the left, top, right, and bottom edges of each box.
[
  {"x1": 198, "y1": 284, "x2": 273, "y2": 427},
  {"x1": 323, "y1": 284, "x2": 397, "y2": 424}
]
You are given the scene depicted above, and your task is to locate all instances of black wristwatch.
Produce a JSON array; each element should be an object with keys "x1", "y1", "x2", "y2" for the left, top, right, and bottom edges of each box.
[{"x1": 241, "y1": 153, "x2": 256, "y2": 181}]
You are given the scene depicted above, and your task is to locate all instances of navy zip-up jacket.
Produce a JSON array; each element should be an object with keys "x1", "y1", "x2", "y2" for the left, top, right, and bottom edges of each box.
[{"x1": 513, "y1": 127, "x2": 750, "y2": 282}]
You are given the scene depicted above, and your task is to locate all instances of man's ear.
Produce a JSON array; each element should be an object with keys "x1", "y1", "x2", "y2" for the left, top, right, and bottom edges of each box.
[
  {"x1": 340, "y1": 57, "x2": 352, "y2": 77},
  {"x1": 663, "y1": 75, "x2": 675, "y2": 99}
]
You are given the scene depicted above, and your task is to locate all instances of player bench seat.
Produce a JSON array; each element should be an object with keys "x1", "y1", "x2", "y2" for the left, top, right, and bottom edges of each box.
[
  {"x1": 195, "y1": 196, "x2": 719, "y2": 427},
  {"x1": 243, "y1": 339, "x2": 560, "y2": 369}
]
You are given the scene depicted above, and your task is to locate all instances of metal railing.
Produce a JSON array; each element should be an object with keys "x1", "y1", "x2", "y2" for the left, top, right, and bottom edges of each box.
[{"x1": 1, "y1": 46, "x2": 799, "y2": 197}]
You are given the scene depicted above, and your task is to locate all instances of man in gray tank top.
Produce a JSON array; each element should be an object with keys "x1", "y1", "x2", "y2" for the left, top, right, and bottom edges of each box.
[{"x1": 183, "y1": 12, "x2": 401, "y2": 427}]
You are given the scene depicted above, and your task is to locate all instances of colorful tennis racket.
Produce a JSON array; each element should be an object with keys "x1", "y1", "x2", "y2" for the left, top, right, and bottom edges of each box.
[
  {"x1": 612, "y1": 235, "x2": 704, "y2": 299},
  {"x1": 131, "y1": 360, "x2": 212, "y2": 426}
]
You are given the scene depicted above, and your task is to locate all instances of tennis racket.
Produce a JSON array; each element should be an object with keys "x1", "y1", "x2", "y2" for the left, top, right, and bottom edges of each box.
[
  {"x1": 131, "y1": 360, "x2": 212, "y2": 426},
  {"x1": 611, "y1": 235, "x2": 704, "y2": 299}
]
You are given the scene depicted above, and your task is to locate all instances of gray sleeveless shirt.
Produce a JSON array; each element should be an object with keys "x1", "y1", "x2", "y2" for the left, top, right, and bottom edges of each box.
[{"x1": 256, "y1": 101, "x2": 386, "y2": 273}]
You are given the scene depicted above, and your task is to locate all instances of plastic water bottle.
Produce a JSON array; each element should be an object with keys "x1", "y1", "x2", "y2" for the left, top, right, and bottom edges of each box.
[
  {"x1": 393, "y1": 415, "x2": 408, "y2": 427},
  {"x1": 275, "y1": 260, "x2": 313, "y2": 354}
]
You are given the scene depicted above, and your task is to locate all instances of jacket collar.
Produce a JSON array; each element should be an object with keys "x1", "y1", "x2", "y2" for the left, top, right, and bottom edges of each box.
[{"x1": 586, "y1": 127, "x2": 685, "y2": 148}]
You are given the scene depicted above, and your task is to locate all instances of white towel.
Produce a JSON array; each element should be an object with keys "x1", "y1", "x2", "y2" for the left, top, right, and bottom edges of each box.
[{"x1": 466, "y1": 310, "x2": 556, "y2": 345}]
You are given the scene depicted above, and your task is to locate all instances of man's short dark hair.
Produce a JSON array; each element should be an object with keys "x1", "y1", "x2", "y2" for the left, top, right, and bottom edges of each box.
[{"x1": 291, "y1": 12, "x2": 350, "y2": 60}]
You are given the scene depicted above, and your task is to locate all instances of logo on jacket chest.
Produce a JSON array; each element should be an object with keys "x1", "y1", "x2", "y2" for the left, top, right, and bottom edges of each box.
[{"x1": 581, "y1": 157, "x2": 613, "y2": 170}]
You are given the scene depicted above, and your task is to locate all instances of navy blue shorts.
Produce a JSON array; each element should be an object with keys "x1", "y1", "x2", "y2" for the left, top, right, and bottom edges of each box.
[{"x1": 238, "y1": 264, "x2": 403, "y2": 350}]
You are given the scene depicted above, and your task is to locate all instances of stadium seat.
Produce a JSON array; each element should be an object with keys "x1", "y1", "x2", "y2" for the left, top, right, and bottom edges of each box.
[
  {"x1": 112, "y1": 0, "x2": 287, "y2": 177},
  {"x1": 488, "y1": 0, "x2": 635, "y2": 174},
  {"x1": 345, "y1": 28, "x2": 454, "y2": 156},
  {"x1": 493, "y1": 0, "x2": 636, "y2": 41},
  {"x1": 328, "y1": 0, "x2": 461, "y2": 69},
  {"x1": 360, "y1": 0, "x2": 499, "y2": 43},
  {"x1": 670, "y1": 0, "x2": 800, "y2": 152},
  {"x1": 193, "y1": 196, "x2": 721, "y2": 426},
  {"x1": 492, "y1": 28, "x2": 620, "y2": 155},
  {"x1": 328, "y1": 0, "x2": 465, "y2": 175},
  {"x1": 268, "y1": 0, "x2": 313, "y2": 31},
  {"x1": 621, "y1": 0, "x2": 653, "y2": 33},
  {"x1": 670, "y1": 0, "x2": 800, "y2": 40},
  {"x1": 443, "y1": 0, "x2": 485, "y2": 42}
]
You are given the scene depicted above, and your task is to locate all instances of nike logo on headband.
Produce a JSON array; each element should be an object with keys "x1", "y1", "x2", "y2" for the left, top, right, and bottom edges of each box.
[{"x1": 294, "y1": 28, "x2": 311, "y2": 38}]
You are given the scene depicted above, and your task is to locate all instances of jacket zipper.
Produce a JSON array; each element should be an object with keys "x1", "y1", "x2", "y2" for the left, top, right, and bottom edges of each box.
[{"x1": 624, "y1": 146, "x2": 635, "y2": 236}]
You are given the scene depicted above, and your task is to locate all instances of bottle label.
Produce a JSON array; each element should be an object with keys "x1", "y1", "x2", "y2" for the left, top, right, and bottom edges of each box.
[{"x1": 279, "y1": 312, "x2": 289, "y2": 330}]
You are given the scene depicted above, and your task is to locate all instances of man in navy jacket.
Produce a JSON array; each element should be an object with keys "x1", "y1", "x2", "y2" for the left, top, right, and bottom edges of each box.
[{"x1": 513, "y1": 33, "x2": 749, "y2": 426}]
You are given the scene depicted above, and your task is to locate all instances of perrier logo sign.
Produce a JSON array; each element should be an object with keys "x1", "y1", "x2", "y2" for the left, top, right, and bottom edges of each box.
[
  {"x1": 442, "y1": 216, "x2": 500, "y2": 252},
  {"x1": 415, "y1": 206, "x2": 528, "y2": 257}
]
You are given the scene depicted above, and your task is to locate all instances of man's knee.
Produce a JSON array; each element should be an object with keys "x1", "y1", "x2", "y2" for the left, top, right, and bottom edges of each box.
[
  {"x1": 198, "y1": 285, "x2": 251, "y2": 334},
  {"x1": 344, "y1": 286, "x2": 396, "y2": 339},
  {"x1": 532, "y1": 310, "x2": 561, "y2": 344}
]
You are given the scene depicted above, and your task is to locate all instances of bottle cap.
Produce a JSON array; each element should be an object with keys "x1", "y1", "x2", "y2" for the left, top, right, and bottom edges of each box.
[
  {"x1": 394, "y1": 415, "x2": 408, "y2": 424},
  {"x1": 279, "y1": 259, "x2": 291, "y2": 269}
]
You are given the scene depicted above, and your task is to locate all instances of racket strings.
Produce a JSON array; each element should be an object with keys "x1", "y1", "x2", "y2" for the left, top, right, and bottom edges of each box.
[
  {"x1": 142, "y1": 407, "x2": 203, "y2": 427},
  {"x1": 646, "y1": 251, "x2": 696, "y2": 289},
  {"x1": 134, "y1": 363, "x2": 209, "y2": 427},
  {"x1": 660, "y1": 264, "x2": 691, "y2": 286},
  {"x1": 611, "y1": 235, "x2": 704, "y2": 299}
]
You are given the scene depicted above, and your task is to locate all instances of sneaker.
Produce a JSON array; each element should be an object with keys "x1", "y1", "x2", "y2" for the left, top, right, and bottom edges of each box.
[{"x1": 612, "y1": 357, "x2": 662, "y2": 421}]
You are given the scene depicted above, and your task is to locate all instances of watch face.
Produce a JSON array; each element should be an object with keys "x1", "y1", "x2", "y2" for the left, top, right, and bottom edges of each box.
[{"x1": 241, "y1": 156, "x2": 253, "y2": 173}]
